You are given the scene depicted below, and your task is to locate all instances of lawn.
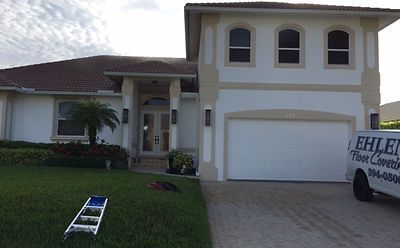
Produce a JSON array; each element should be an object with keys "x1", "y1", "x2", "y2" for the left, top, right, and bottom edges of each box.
[{"x1": 0, "y1": 166, "x2": 212, "y2": 248}]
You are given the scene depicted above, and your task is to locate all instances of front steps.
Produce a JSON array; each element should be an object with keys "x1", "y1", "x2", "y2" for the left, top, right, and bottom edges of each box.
[{"x1": 131, "y1": 158, "x2": 168, "y2": 169}]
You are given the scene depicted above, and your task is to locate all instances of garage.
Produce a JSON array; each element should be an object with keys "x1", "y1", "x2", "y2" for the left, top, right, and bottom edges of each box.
[{"x1": 227, "y1": 119, "x2": 351, "y2": 181}]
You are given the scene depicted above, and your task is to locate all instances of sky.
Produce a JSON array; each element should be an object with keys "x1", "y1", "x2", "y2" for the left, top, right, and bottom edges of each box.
[{"x1": 0, "y1": 0, "x2": 399, "y2": 104}]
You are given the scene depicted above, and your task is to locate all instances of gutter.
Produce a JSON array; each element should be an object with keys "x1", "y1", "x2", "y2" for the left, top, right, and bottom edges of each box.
[{"x1": 0, "y1": 86, "x2": 122, "y2": 96}]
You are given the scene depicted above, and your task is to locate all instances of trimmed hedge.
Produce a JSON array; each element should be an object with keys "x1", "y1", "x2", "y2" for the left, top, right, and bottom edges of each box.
[
  {"x1": 0, "y1": 148, "x2": 54, "y2": 166},
  {"x1": 0, "y1": 141, "x2": 129, "y2": 169},
  {"x1": 0, "y1": 141, "x2": 53, "y2": 149},
  {"x1": 381, "y1": 121, "x2": 400, "y2": 130},
  {"x1": 52, "y1": 142, "x2": 128, "y2": 159},
  {"x1": 44, "y1": 156, "x2": 128, "y2": 169}
]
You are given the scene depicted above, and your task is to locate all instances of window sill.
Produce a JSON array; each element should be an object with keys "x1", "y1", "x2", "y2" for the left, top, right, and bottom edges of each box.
[
  {"x1": 325, "y1": 64, "x2": 355, "y2": 70},
  {"x1": 275, "y1": 63, "x2": 304, "y2": 69},
  {"x1": 50, "y1": 135, "x2": 89, "y2": 142},
  {"x1": 224, "y1": 61, "x2": 255, "y2": 68}
]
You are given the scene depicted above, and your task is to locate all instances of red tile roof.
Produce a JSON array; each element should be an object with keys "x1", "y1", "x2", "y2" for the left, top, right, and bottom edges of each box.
[
  {"x1": 185, "y1": 2, "x2": 400, "y2": 12},
  {"x1": 107, "y1": 60, "x2": 195, "y2": 75},
  {"x1": 0, "y1": 56, "x2": 197, "y2": 93}
]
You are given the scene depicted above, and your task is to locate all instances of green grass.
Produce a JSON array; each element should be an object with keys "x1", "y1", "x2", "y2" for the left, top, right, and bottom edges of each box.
[{"x1": 0, "y1": 166, "x2": 212, "y2": 248}]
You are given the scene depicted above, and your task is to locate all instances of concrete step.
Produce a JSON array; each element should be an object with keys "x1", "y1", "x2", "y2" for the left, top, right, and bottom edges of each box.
[{"x1": 132, "y1": 158, "x2": 167, "y2": 167}]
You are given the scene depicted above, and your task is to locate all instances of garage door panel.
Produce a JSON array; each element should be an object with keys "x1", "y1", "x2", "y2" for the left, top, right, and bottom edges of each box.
[{"x1": 227, "y1": 119, "x2": 349, "y2": 181}]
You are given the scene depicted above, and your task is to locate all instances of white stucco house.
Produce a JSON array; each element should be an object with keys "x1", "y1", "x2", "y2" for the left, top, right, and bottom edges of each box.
[{"x1": 0, "y1": 2, "x2": 399, "y2": 181}]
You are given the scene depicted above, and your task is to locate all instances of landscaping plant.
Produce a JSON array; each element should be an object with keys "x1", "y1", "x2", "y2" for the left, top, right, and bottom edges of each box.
[{"x1": 68, "y1": 98, "x2": 120, "y2": 145}]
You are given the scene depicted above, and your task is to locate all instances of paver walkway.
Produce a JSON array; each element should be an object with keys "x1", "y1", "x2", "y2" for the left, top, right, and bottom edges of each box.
[{"x1": 202, "y1": 181, "x2": 400, "y2": 248}]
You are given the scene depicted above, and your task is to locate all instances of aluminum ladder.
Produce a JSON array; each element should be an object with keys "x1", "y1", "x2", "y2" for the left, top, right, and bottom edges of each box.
[{"x1": 63, "y1": 196, "x2": 108, "y2": 240}]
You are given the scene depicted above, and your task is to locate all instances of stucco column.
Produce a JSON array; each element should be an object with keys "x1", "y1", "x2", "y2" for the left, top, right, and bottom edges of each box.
[
  {"x1": 0, "y1": 92, "x2": 7, "y2": 140},
  {"x1": 169, "y1": 78, "x2": 181, "y2": 150},
  {"x1": 0, "y1": 91, "x2": 10, "y2": 140},
  {"x1": 197, "y1": 13, "x2": 220, "y2": 181},
  {"x1": 121, "y1": 77, "x2": 135, "y2": 160},
  {"x1": 361, "y1": 18, "x2": 380, "y2": 129}
]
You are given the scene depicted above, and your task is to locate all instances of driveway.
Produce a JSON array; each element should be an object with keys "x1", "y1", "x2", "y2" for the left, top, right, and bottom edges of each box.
[{"x1": 201, "y1": 181, "x2": 400, "y2": 248}]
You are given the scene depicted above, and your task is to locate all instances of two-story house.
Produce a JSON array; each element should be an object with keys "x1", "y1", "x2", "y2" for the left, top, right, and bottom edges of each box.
[{"x1": 0, "y1": 2, "x2": 399, "y2": 181}]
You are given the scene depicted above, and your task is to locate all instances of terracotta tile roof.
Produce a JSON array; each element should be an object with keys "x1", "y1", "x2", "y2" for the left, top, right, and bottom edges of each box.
[
  {"x1": 185, "y1": 1, "x2": 400, "y2": 12},
  {"x1": 107, "y1": 60, "x2": 196, "y2": 75},
  {"x1": 0, "y1": 56, "x2": 198, "y2": 93},
  {"x1": 0, "y1": 72, "x2": 18, "y2": 87}
]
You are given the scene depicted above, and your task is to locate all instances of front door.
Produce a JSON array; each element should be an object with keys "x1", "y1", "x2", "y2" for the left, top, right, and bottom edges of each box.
[{"x1": 140, "y1": 111, "x2": 169, "y2": 156}]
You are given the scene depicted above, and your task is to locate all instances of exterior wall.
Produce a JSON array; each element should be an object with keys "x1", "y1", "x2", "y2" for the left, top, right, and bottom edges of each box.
[
  {"x1": 95, "y1": 96, "x2": 123, "y2": 145},
  {"x1": 216, "y1": 14, "x2": 364, "y2": 84},
  {"x1": 10, "y1": 94, "x2": 122, "y2": 145},
  {"x1": 178, "y1": 97, "x2": 198, "y2": 152},
  {"x1": 0, "y1": 92, "x2": 5, "y2": 139},
  {"x1": 12, "y1": 94, "x2": 54, "y2": 142},
  {"x1": 197, "y1": 13, "x2": 379, "y2": 181}
]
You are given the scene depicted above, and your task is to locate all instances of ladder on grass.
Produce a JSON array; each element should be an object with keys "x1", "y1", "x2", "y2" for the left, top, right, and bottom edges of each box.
[{"x1": 63, "y1": 196, "x2": 108, "y2": 240}]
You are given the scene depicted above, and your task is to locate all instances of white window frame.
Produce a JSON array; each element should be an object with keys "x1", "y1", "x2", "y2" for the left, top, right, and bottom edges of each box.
[
  {"x1": 274, "y1": 25, "x2": 305, "y2": 68},
  {"x1": 51, "y1": 98, "x2": 88, "y2": 141},
  {"x1": 324, "y1": 26, "x2": 355, "y2": 70},
  {"x1": 224, "y1": 23, "x2": 256, "y2": 67}
]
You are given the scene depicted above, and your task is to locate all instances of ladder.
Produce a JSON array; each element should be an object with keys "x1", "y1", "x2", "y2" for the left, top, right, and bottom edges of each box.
[{"x1": 63, "y1": 196, "x2": 108, "y2": 240}]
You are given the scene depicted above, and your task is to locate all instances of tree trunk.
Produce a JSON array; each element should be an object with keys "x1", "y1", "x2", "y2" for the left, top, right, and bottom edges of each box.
[{"x1": 88, "y1": 126, "x2": 97, "y2": 145}]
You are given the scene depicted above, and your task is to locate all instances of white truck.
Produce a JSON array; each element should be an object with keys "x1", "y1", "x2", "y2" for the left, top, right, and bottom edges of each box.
[{"x1": 346, "y1": 130, "x2": 400, "y2": 201}]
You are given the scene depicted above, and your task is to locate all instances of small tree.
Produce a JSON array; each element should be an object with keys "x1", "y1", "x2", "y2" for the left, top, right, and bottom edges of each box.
[{"x1": 69, "y1": 98, "x2": 120, "y2": 145}]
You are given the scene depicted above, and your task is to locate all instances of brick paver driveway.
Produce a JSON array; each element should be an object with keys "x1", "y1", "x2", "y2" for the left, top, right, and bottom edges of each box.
[{"x1": 202, "y1": 181, "x2": 400, "y2": 248}]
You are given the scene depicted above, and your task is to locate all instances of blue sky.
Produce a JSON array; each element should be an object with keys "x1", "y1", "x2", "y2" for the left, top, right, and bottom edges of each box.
[{"x1": 0, "y1": 0, "x2": 399, "y2": 104}]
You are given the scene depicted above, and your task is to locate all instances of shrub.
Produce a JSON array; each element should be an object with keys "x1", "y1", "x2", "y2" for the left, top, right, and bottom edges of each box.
[
  {"x1": 171, "y1": 152, "x2": 194, "y2": 174},
  {"x1": 381, "y1": 120, "x2": 400, "y2": 130},
  {"x1": 52, "y1": 142, "x2": 128, "y2": 159},
  {"x1": 167, "y1": 149, "x2": 180, "y2": 165},
  {"x1": 44, "y1": 156, "x2": 128, "y2": 169},
  {"x1": 0, "y1": 148, "x2": 54, "y2": 166},
  {"x1": 0, "y1": 140, "x2": 53, "y2": 149}
]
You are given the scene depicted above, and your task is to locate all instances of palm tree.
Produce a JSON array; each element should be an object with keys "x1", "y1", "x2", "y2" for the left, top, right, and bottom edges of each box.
[{"x1": 68, "y1": 98, "x2": 120, "y2": 145}]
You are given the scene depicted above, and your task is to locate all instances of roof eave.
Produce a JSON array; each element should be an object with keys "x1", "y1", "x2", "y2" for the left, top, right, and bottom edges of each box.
[
  {"x1": 0, "y1": 86, "x2": 122, "y2": 96},
  {"x1": 185, "y1": 6, "x2": 400, "y2": 30},
  {"x1": 103, "y1": 71, "x2": 197, "y2": 79}
]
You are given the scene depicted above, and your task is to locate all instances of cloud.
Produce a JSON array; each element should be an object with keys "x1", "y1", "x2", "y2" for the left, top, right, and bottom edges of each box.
[
  {"x1": 123, "y1": 0, "x2": 160, "y2": 11},
  {"x1": 0, "y1": 0, "x2": 117, "y2": 68}
]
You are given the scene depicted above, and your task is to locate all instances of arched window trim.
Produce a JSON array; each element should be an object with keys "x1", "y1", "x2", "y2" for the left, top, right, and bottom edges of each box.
[
  {"x1": 225, "y1": 22, "x2": 256, "y2": 67},
  {"x1": 324, "y1": 25, "x2": 355, "y2": 69},
  {"x1": 142, "y1": 97, "x2": 169, "y2": 106},
  {"x1": 274, "y1": 24, "x2": 305, "y2": 68}
]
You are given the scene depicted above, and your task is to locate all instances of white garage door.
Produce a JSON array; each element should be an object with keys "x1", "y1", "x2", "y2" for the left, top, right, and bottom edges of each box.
[{"x1": 227, "y1": 119, "x2": 351, "y2": 181}]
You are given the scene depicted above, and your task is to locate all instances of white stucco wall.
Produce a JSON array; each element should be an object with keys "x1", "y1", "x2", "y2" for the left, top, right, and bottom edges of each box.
[
  {"x1": 216, "y1": 14, "x2": 364, "y2": 84},
  {"x1": 214, "y1": 90, "x2": 365, "y2": 180},
  {"x1": 12, "y1": 94, "x2": 54, "y2": 142},
  {"x1": 0, "y1": 99, "x2": 3, "y2": 138},
  {"x1": 10, "y1": 94, "x2": 122, "y2": 145},
  {"x1": 178, "y1": 97, "x2": 198, "y2": 150},
  {"x1": 95, "y1": 96, "x2": 122, "y2": 145}
]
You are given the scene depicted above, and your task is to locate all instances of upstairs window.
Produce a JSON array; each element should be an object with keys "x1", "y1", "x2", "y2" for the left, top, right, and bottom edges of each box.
[
  {"x1": 327, "y1": 30, "x2": 350, "y2": 65},
  {"x1": 229, "y1": 27, "x2": 251, "y2": 63},
  {"x1": 278, "y1": 29, "x2": 300, "y2": 64},
  {"x1": 57, "y1": 102, "x2": 85, "y2": 136}
]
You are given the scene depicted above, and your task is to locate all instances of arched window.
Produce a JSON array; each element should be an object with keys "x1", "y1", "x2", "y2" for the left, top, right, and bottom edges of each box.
[
  {"x1": 229, "y1": 27, "x2": 251, "y2": 62},
  {"x1": 143, "y1": 97, "x2": 169, "y2": 106},
  {"x1": 327, "y1": 30, "x2": 350, "y2": 65},
  {"x1": 278, "y1": 29, "x2": 300, "y2": 64}
]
